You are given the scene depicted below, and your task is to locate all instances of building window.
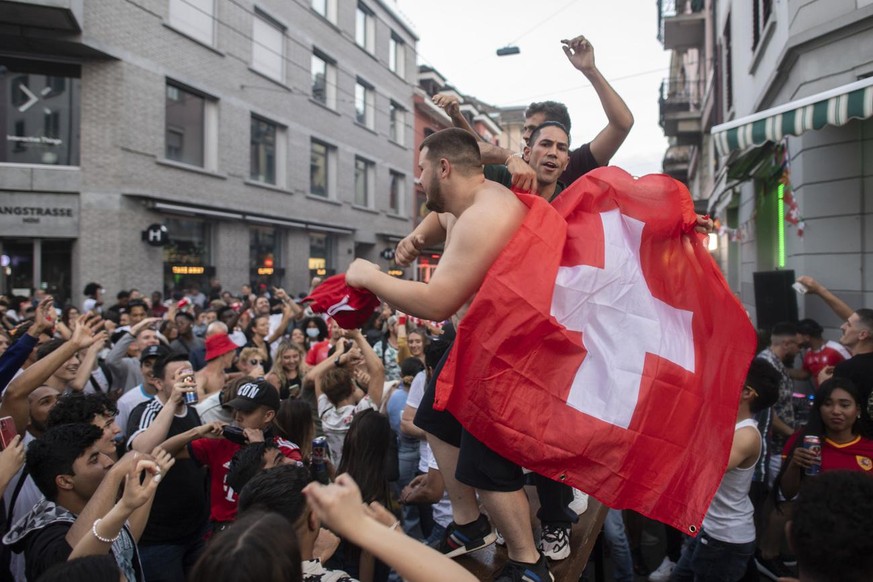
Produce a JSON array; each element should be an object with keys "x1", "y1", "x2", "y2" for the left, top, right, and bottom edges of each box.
[
  {"x1": 252, "y1": 9, "x2": 285, "y2": 83},
  {"x1": 250, "y1": 226, "x2": 282, "y2": 288},
  {"x1": 752, "y1": 0, "x2": 773, "y2": 50},
  {"x1": 310, "y1": 139, "x2": 335, "y2": 198},
  {"x1": 250, "y1": 115, "x2": 280, "y2": 185},
  {"x1": 355, "y1": 3, "x2": 375, "y2": 54},
  {"x1": 1, "y1": 62, "x2": 80, "y2": 165},
  {"x1": 163, "y1": 217, "x2": 211, "y2": 296},
  {"x1": 389, "y1": 101, "x2": 405, "y2": 145},
  {"x1": 165, "y1": 83, "x2": 206, "y2": 167},
  {"x1": 354, "y1": 157, "x2": 375, "y2": 207},
  {"x1": 168, "y1": 0, "x2": 215, "y2": 46},
  {"x1": 311, "y1": 51, "x2": 337, "y2": 109},
  {"x1": 355, "y1": 80, "x2": 375, "y2": 129},
  {"x1": 389, "y1": 34, "x2": 405, "y2": 77},
  {"x1": 389, "y1": 171, "x2": 404, "y2": 214},
  {"x1": 311, "y1": 0, "x2": 336, "y2": 23},
  {"x1": 309, "y1": 232, "x2": 334, "y2": 277}
]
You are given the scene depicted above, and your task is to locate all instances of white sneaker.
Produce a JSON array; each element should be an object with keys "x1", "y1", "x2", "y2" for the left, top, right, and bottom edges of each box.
[
  {"x1": 568, "y1": 488, "x2": 589, "y2": 515},
  {"x1": 495, "y1": 529, "x2": 505, "y2": 546},
  {"x1": 648, "y1": 557, "x2": 676, "y2": 582},
  {"x1": 540, "y1": 525, "x2": 571, "y2": 561}
]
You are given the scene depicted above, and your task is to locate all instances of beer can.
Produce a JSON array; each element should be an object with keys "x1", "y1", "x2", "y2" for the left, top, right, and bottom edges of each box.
[
  {"x1": 803, "y1": 435, "x2": 822, "y2": 476},
  {"x1": 184, "y1": 390, "x2": 199, "y2": 405},
  {"x1": 312, "y1": 436, "x2": 327, "y2": 466}
]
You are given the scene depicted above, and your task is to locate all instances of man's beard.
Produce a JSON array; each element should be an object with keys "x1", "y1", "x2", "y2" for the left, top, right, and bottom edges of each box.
[{"x1": 424, "y1": 176, "x2": 445, "y2": 212}]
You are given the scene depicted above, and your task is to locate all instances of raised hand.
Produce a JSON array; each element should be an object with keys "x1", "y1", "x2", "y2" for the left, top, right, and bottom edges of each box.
[
  {"x1": 120, "y1": 459, "x2": 161, "y2": 511},
  {"x1": 395, "y1": 234, "x2": 425, "y2": 267},
  {"x1": 561, "y1": 34, "x2": 596, "y2": 74}
]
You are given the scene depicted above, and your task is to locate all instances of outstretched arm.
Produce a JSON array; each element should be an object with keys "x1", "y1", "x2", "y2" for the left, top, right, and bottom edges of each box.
[
  {"x1": 796, "y1": 276, "x2": 854, "y2": 321},
  {"x1": 561, "y1": 35, "x2": 633, "y2": 166},
  {"x1": 432, "y1": 93, "x2": 478, "y2": 138}
]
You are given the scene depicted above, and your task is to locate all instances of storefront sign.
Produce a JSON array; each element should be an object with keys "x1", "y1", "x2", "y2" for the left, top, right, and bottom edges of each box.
[
  {"x1": 171, "y1": 265, "x2": 206, "y2": 275},
  {"x1": 0, "y1": 192, "x2": 79, "y2": 238},
  {"x1": 143, "y1": 224, "x2": 169, "y2": 247}
]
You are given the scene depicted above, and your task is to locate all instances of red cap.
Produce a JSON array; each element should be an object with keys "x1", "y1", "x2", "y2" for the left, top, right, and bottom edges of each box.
[
  {"x1": 205, "y1": 333, "x2": 238, "y2": 361},
  {"x1": 303, "y1": 274, "x2": 380, "y2": 329}
]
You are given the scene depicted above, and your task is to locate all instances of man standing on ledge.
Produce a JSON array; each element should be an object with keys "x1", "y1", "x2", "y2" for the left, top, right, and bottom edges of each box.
[{"x1": 346, "y1": 128, "x2": 552, "y2": 581}]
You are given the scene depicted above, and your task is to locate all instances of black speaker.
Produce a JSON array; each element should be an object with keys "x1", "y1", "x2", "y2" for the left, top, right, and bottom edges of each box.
[{"x1": 753, "y1": 270, "x2": 798, "y2": 331}]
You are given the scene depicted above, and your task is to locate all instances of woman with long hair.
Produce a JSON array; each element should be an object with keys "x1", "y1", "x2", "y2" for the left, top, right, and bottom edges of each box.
[
  {"x1": 245, "y1": 314, "x2": 273, "y2": 371},
  {"x1": 335, "y1": 409, "x2": 397, "y2": 582},
  {"x1": 777, "y1": 377, "x2": 873, "y2": 500},
  {"x1": 274, "y1": 398, "x2": 316, "y2": 460},
  {"x1": 266, "y1": 342, "x2": 307, "y2": 399}
]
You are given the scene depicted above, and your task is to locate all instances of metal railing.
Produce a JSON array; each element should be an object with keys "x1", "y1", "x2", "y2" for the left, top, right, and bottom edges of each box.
[
  {"x1": 657, "y1": 0, "x2": 705, "y2": 42},
  {"x1": 659, "y1": 77, "x2": 705, "y2": 111}
]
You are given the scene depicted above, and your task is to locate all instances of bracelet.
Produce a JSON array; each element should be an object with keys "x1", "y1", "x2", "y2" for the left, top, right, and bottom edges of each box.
[
  {"x1": 91, "y1": 518, "x2": 121, "y2": 544},
  {"x1": 504, "y1": 152, "x2": 522, "y2": 166}
]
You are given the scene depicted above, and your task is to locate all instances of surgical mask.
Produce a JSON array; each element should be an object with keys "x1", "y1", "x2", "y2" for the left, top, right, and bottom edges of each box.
[{"x1": 306, "y1": 328, "x2": 320, "y2": 339}]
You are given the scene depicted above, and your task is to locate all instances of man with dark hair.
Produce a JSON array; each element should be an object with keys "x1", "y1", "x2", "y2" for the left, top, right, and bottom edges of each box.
[
  {"x1": 82, "y1": 283, "x2": 103, "y2": 314},
  {"x1": 237, "y1": 464, "x2": 355, "y2": 581},
  {"x1": 170, "y1": 311, "x2": 204, "y2": 364},
  {"x1": 671, "y1": 359, "x2": 780, "y2": 581},
  {"x1": 126, "y1": 353, "x2": 208, "y2": 582},
  {"x1": 226, "y1": 442, "x2": 290, "y2": 493},
  {"x1": 116, "y1": 344, "x2": 170, "y2": 440},
  {"x1": 786, "y1": 471, "x2": 873, "y2": 582},
  {"x1": 105, "y1": 316, "x2": 162, "y2": 394},
  {"x1": 2, "y1": 424, "x2": 151, "y2": 581},
  {"x1": 792, "y1": 318, "x2": 850, "y2": 388},
  {"x1": 47, "y1": 392, "x2": 121, "y2": 460},
  {"x1": 346, "y1": 128, "x2": 550, "y2": 580}
]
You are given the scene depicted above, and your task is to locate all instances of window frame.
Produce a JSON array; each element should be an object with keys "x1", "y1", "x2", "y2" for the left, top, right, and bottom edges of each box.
[
  {"x1": 355, "y1": 3, "x2": 376, "y2": 54},
  {"x1": 164, "y1": 81, "x2": 218, "y2": 171},
  {"x1": 354, "y1": 79, "x2": 375, "y2": 129},
  {"x1": 167, "y1": 0, "x2": 216, "y2": 46},
  {"x1": 354, "y1": 156, "x2": 375, "y2": 208},
  {"x1": 311, "y1": 50, "x2": 337, "y2": 109},
  {"x1": 251, "y1": 8, "x2": 286, "y2": 83}
]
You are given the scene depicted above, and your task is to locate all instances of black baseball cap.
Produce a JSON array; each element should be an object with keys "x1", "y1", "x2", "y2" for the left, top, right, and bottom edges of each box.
[
  {"x1": 226, "y1": 379, "x2": 280, "y2": 412},
  {"x1": 140, "y1": 344, "x2": 171, "y2": 363}
]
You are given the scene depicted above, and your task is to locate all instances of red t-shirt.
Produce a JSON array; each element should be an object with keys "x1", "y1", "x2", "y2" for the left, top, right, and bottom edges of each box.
[
  {"x1": 189, "y1": 436, "x2": 302, "y2": 522},
  {"x1": 803, "y1": 341, "x2": 850, "y2": 386},
  {"x1": 783, "y1": 433, "x2": 873, "y2": 473},
  {"x1": 306, "y1": 340, "x2": 332, "y2": 366}
]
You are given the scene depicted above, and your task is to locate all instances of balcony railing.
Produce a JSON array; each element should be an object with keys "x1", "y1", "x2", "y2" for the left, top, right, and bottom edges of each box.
[
  {"x1": 659, "y1": 77, "x2": 705, "y2": 143},
  {"x1": 658, "y1": 0, "x2": 705, "y2": 48}
]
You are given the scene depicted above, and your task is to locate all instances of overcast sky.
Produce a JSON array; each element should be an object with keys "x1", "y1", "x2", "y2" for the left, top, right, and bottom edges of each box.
[{"x1": 393, "y1": 0, "x2": 671, "y2": 176}]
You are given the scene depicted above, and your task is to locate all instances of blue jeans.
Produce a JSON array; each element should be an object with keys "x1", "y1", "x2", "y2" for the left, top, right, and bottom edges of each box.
[
  {"x1": 670, "y1": 530, "x2": 755, "y2": 582},
  {"x1": 602, "y1": 508, "x2": 634, "y2": 582},
  {"x1": 397, "y1": 437, "x2": 424, "y2": 538},
  {"x1": 139, "y1": 534, "x2": 206, "y2": 582}
]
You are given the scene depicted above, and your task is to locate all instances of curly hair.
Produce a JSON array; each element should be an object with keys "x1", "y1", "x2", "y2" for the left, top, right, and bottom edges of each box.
[
  {"x1": 47, "y1": 392, "x2": 118, "y2": 428},
  {"x1": 791, "y1": 471, "x2": 873, "y2": 581},
  {"x1": 27, "y1": 423, "x2": 103, "y2": 501}
]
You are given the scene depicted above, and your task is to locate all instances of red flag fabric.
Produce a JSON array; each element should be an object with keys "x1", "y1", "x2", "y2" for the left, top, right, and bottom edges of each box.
[
  {"x1": 303, "y1": 274, "x2": 381, "y2": 330},
  {"x1": 433, "y1": 167, "x2": 757, "y2": 534}
]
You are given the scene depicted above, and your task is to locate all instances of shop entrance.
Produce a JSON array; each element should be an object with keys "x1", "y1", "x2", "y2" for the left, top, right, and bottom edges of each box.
[{"x1": 0, "y1": 238, "x2": 73, "y2": 304}]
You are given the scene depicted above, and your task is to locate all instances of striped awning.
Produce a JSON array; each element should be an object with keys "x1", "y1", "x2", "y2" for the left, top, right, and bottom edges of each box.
[{"x1": 712, "y1": 77, "x2": 873, "y2": 156}]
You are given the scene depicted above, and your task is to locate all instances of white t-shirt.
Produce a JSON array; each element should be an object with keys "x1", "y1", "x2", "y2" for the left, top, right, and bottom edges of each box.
[
  {"x1": 117, "y1": 384, "x2": 155, "y2": 439},
  {"x1": 317, "y1": 393, "x2": 377, "y2": 466},
  {"x1": 405, "y1": 372, "x2": 429, "y2": 466}
]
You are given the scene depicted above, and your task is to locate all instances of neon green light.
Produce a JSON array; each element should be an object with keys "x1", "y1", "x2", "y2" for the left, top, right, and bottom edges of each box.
[{"x1": 777, "y1": 183, "x2": 785, "y2": 268}]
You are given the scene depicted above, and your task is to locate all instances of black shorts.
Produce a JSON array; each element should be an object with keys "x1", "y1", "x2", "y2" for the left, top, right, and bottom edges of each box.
[
  {"x1": 412, "y1": 341, "x2": 524, "y2": 492},
  {"x1": 413, "y1": 342, "x2": 463, "y2": 447}
]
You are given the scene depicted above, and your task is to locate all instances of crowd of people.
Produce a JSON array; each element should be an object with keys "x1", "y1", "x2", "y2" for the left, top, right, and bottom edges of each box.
[{"x1": 0, "y1": 33, "x2": 870, "y2": 582}]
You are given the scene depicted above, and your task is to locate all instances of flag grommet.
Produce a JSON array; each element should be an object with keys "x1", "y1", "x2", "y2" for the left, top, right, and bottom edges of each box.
[
  {"x1": 559, "y1": 473, "x2": 567, "y2": 481},
  {"x1": 688, "y1": 525, "x2": 698, "y2": 534}
]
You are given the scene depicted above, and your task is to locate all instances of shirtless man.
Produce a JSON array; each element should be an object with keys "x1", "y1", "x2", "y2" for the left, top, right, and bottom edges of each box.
[
  {"x1": 195, "y1": 323, "x2": 240, "y2": 399},
  {"x1": 346, "y1": 128, "x2": 550, "y2": 580}
]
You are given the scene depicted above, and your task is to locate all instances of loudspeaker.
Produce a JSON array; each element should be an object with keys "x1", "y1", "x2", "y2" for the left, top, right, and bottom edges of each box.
[{"x1": 753, "y1": 270, "x2": 798, "y2": 331}]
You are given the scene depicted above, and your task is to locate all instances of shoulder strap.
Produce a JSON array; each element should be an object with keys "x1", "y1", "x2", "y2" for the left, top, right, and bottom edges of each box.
[{"x1": 6, "y1": 467, "x2": 29, "y2": 531}]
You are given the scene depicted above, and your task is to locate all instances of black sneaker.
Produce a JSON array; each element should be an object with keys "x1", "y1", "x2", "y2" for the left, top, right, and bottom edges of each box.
[
  {"x1": 494, "y1": 552, "x2": 554, "y2": 582},
  {"x1": 439, "y1": 514, "x2": 497, "y2": 558},
  {"x1": 539, "y1": 524, "x2": 571, "y2": 560},
  {"x1": 755, "y1": 555, "x2": 797, "y2": 580}
]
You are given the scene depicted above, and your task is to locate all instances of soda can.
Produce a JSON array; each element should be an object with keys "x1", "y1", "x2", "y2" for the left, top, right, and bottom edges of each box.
[
  {"x1": 803, "y1": 435, "x2": 822, "y2": 476},
  {"x1": 311, "y1": 436, "x2": 327, "y2": 466},
  {"x1": 184, "y1": 390, "x2": 199, "y2": 405}
]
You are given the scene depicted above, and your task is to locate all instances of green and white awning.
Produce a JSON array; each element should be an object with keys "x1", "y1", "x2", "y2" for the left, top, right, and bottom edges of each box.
[{"x1": 712, "y1": 77, "x2": 873, "y2": 156}]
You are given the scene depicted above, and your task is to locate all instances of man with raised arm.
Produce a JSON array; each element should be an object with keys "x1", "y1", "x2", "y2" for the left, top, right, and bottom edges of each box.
[{"x1": 346, "y1": 128, "x2": 551, "y2": 581}]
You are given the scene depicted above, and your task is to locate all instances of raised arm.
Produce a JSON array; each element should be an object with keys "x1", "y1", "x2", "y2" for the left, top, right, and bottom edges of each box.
[
  {"x1": 394, "y1": 212, "x2": 448, "y2": 267},
  {"x1": 348, "y1": 329, "x2": 384, "y2": 407},
  {"x1": 797, "y1": 275, "x2": 854, "y2": 322},
  {"x1": 432, "y1": 92, "x2": 478, "y2": 138},
  {"x1": 561, "y1": 35, "x2": 633, "y2": 166},
  {"x1": 68, "y1": 337, "x2": 105, "y2": 393},
  {"x1": 129, "y1": 370, "x2": 196, "y2": 453},
  {"x1": 0, "y1": 313, "x2": 102, "y2": 435}
]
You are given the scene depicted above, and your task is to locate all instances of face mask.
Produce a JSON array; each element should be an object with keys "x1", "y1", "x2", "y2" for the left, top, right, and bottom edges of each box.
[{"x1": 306, "y1": 328, "x2": 320, "y2": 339}]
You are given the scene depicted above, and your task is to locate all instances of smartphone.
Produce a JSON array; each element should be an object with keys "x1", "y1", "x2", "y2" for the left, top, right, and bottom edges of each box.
[
  {"x1": 222, "y1": 425, "x2": 248, "y2": 445},
  {"x1": 0, "y1": 416, "x2": 17, "y2": 450},
  {"x1": 792, "y1": 282, "x2": 808, "y2": 295}
]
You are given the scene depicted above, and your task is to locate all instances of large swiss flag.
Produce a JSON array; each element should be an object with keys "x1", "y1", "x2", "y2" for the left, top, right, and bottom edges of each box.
[{"x1": 433, "y1": 167, "x2": 757, "y2": 533}]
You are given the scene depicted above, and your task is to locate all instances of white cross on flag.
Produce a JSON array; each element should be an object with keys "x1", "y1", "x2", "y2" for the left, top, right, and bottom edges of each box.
[{"x1": 434, "y1": 167, "x2": 757, "y2": 533}]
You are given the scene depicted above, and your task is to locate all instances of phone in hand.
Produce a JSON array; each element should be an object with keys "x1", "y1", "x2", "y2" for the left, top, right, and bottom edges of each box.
[
  {"x1": 0, "y1": 416, "x2": 17, "y2": 450},
  {"x1": 222, "y1": 426, "x2": 248, "y2": 445}
]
